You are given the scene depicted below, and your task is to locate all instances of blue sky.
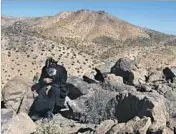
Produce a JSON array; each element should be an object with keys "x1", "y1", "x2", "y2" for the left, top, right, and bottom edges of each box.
[{"x1": 2, "y1": 1, "x2": 176, "y2": 35}]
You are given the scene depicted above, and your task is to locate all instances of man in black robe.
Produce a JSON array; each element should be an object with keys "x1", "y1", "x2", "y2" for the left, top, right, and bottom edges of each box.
[{"x1": 29, "y1": 58, "x2": 68, "y2": 121}]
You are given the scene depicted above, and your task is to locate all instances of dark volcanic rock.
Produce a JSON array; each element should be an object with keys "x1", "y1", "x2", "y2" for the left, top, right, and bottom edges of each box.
[
  {"x1": 110, "y1": 58, "x2": 134, "y2": 85},
  {"x1": 83, "y1": 75, "x2": 97, "y2": 84},
  {"x1": 163, "y1": 67, "x2": 176, "y2": 83},
  {"x1": 94, "y1": 68, "x2": 105, "y2": 84}
]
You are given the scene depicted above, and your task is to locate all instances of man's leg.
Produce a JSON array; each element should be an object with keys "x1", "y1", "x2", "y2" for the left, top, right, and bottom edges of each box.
[{"x1": 52, "y1": 84, "x2": 68, "y2": 113}]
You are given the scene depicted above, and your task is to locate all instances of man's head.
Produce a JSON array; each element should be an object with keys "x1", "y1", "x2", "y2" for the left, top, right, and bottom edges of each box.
[{"x1": 45, "y1": 57, "x2": 58, "y2": 67}]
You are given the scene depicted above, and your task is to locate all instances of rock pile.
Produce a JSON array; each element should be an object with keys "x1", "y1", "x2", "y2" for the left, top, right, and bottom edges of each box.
[{"x1": 1, "y1": 58, "x2": 176, "y2": 134}]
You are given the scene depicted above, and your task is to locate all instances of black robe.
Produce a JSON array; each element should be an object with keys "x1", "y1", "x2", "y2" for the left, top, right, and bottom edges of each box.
[{"x1": 29, "y1": 64, "x2": 68, "y2": 117}]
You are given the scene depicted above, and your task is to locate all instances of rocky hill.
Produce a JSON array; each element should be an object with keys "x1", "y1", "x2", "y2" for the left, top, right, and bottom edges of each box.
[
  {"x1": 1, "y1": 10, "x2": 176, "y2": 133},
  {"x1": 1, "y1": 10, "x2": 176, "y2": 87}
]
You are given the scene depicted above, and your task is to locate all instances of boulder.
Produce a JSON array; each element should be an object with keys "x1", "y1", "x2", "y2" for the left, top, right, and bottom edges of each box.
[
  {"x1": 3, "y1": 112, "x2": 36, "y2": 134},
  {"x1": 105, "y1": 74, "x2": 123, "y2": 84},
  {"x1": 104, "y1": 91, "x2": 168, "y2": 129},
  {"x1": 66, "y1": 82, "x2": 168, "y2": 127},
  {"x1": 1, "y1": 76, "x2": 34, "y2": 113},
  {"x1": 67, "y1": 76, "x2": 91, "y2": 96},
  {"x1": 107, "y1": 116, "x2": 152, "y2": 134},
  {"x1": 164, "y1": 89, "x2": 176, "y2": 117},
  {"x1": 147, "y1": 68, "x2": 163, "y2": 83},
  {"x1": 111, "y1": 58, "x2": 133, "y2": 72},
  {"x1": 110, "y1": 58, "x2": 134, "y2": 85},
  {"x1": 66, "y1": 84, "x2": 118, "y2": 124},
  {"x1": 103, "y1": 75, "x2": 136, "y2": 92},
  {"x1": 133, "y1": 68, "x2": 148, "y2": 85}
]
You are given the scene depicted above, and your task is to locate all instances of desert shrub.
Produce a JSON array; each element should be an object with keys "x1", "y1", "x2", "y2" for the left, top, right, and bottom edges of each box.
[
  {"x1": 86, "y1": 90, "x2": 115, "y2": 124},
  {"x1": 34, "y1": 124, "x2": 64, "y2": 134},
  {"x1": 8, "y1": 51, "x2": 11, "y2": 57}
]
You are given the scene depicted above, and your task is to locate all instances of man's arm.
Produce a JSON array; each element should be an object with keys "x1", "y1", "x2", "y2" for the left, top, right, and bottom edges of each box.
[{"x1": 39, "y1": 66, "x2": 53, "y2": 86}]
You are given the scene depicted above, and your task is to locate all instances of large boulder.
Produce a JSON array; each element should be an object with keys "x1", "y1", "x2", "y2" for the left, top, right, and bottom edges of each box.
[
  {"x1": 2, "y1": 112, "x2": 36, "y2": 134},
  {"x1": 104, "y1": 91, "x2": 168, "y2": 129},
  {"x1": 110, "y1": 58, "x2": 134, "y2": 85},
  {"x1": 1, "y1": 76, "x2": 35, "y2": 113},
  {"x1": 66, "y1": 82, "x2": 168, "y2": 128},
  {"x1": 66, "y1": 84, "x2": 118, "y2": 124}
]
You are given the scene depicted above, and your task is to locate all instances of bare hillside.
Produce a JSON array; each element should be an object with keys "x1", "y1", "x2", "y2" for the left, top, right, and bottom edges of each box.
[{"x1": 1, "y1": 10, "x2": 176, "y2": 87}]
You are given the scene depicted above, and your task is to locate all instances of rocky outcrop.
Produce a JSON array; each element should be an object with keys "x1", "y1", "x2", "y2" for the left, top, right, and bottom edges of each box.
[{"x1": 2, "y1": 64, "x2": 176, "y2": 134}]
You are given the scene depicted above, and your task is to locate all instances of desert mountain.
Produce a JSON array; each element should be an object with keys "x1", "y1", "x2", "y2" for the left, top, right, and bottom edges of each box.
[{"x1": 1, "y1": 10, "x2": 176, "y2": 87}]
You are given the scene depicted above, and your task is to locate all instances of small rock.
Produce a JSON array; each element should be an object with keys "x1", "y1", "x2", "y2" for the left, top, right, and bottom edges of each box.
[
  {"x1": 1, "y1": 108, "x2": 15, "y2": 134},
  {"x1": 96, "y1": 120, "x2": 116, "y2": 134},
  {"x1": 107, "y1": 116, "x2": 151, "y2": 134}
]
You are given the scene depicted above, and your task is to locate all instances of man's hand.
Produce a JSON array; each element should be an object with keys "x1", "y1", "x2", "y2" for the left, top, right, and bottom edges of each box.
[{"x1": 43, "y1": 78, "x2": 53, "y2": 84}]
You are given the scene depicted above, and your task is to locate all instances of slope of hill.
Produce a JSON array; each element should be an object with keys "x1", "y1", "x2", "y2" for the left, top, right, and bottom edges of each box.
[{"x1": 1, "y1": 10, "x2": 176, "y2": 87}]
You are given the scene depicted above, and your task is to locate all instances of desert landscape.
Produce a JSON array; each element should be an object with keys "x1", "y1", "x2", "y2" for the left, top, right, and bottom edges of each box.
[{"x1": 1, "y1": 10, "x2": 176, "y2": 134}]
